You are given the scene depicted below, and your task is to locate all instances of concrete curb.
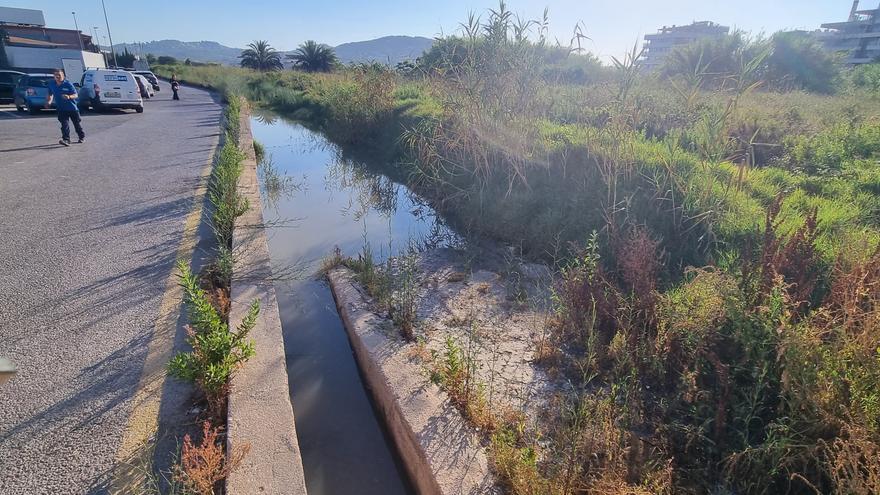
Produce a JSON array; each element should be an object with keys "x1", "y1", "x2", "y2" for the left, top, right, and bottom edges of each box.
[
  {"x1": 327, "y1": 267, "x2": 498, "y2": 495},
  {"x1": 226, "y1": 98, "x2": 308, "y2": 494}
]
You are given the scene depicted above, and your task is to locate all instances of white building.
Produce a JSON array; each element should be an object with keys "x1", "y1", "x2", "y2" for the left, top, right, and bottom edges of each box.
[
  {"x1": 641, "y1": 21, "x2": 730, "y2": 71},
  {"x1": 819, "y1": 1, "x2": 880, "y2": 65},
  {"x1": 1, "y1": 7, "x2": 106, "y2": 83}
]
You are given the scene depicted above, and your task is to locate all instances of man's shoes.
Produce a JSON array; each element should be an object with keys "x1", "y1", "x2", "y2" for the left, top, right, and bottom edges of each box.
[
  {"x1": 77, "y1": 137, "x2": 84, "y2": 144},
  {"x1": 59, "y1": 139, "x2": 70, "y2": 147}
]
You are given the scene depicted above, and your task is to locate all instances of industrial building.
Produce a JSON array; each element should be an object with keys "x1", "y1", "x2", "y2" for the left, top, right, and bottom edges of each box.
[
  {"x1": 819, "y1": 1, "x2": 880, "y2": 65},
  {"x1": 0, "y1": 7, "x2": 106, "y2": 83},
  {"x1": 641, "y1": 21, "x2": 730, "y2": 71}
]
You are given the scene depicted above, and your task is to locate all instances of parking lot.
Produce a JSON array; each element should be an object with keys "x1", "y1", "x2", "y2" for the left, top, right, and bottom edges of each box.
[
  {"x1": 0, "y1": 81, "x2": 225, "y2": 493},
  {"x1": 0, "y1": 102, "x2": 137, "y2": 158},
  {"x1": 0, "y1": 78, "x2": 176, "y2": 157}
]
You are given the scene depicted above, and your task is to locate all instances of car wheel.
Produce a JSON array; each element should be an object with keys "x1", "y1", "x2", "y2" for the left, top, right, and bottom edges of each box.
[
  {"x1": 135, "y1": 106, "x2": 144, "y2": 113},
  {"x1": 27, "y1": 104, "x2": 39, "y2": 115},
  {"x1": 78, "y1": 101, "x2": 89, "y2": 112},
  {"x1": 16, "y1": 105, "x2": 24, "y2": 112}
]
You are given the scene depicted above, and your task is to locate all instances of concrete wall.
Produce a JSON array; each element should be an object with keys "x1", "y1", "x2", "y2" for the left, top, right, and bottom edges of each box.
[
  {"x1": 225, "y1": 98, "x2": 308, "y2": 495},
  {"x1": 6, "y1": 46, "x2": 102, "y2": 71},
  {"x1": 328, "y1": 268, "x2": 499, "y2": 495}
]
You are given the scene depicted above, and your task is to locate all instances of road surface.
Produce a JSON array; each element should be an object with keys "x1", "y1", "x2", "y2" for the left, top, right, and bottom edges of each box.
[{"x1": 0, "y1": 82, "x2": 221, "y2": 494}]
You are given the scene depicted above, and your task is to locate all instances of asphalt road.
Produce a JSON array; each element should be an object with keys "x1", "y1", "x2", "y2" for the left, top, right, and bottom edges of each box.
[{"x1": 0, "y1": 82, "x2": 221, "y2": 494}]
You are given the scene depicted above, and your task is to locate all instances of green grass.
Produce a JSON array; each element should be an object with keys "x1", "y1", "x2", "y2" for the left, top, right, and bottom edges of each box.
[{"x1": 155, "y1": 51, "x2": 880, "y2": 494}]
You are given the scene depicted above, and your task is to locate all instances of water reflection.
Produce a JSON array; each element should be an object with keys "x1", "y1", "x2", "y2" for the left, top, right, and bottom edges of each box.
[
  {"x1": 249, "y1": 110, "x2": 460, "y2": 495},
  {"x1": 253, "y1": 109, "x2": 455, "y2": 270},
  {"x1": 327, "y1": 156, "x2": 399, "y2": 221},
  {"x1": 257, "y1": 153, "x2": 306, "y2": 212}
]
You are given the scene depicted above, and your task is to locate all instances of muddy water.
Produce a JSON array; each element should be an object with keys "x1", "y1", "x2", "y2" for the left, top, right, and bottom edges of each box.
[{"x1": 249, "y1": 112, "x2": 452, "y2": 495}]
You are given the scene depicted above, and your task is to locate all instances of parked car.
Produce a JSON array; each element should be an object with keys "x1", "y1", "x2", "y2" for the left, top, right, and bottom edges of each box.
[
  {"x1": 133, "y1": 74, "x2": 153, "y2": 99},
  {"x1": 78, "y1": 68, "x2": 143, "y2": 113},
  {"x1": 0, "y1": 70, "x2": 25, "y2": 103},
  {"x1": 134, "y1": 71, "x2": 160, "y2": 92},
  {"x1": 13, "y1": 74, "x2": 55, "y2": 114}
]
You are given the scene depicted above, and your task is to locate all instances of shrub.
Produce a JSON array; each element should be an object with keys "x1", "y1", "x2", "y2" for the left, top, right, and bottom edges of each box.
[
  {"x1": 851, "y1": 63, "x2": 880, "y2": 92},
  {"x1": 209, "y1": 138, "x2": 249, "y2": 249},
  {"x1": 168, "y1": 261, "x2": 259, "y2": 417},
  {"x1": 783, "y1": 121, "x2": 880, "y2": 173},
  {"x1": 765, "y1": 31, "x2": 841, "y2": 94},
  {"x1": 174, "y1": 421, "x2": 249, "y2": 495}
]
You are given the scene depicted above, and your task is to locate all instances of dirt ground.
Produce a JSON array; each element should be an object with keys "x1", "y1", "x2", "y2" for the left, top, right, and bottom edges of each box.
[{"x1": 398, "y1": 247, "x2": 557, "y2": 421}]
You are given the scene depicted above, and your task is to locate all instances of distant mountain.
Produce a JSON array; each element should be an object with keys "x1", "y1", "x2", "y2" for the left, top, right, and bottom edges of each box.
[
  {"x1": 118, "y1": 36, "x2": 435, "y2": 67},
  {"x1": 333, "y1": 36, "x2": 434, "y2": 65},
  {"x1": 116, "y1": 40, "x2": 244, "y2": 65}
]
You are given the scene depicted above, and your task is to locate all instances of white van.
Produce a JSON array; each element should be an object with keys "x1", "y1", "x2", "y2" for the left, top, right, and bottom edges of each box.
[{"x1": 78, "y1": 69, "x2": 144, "y2": 113}]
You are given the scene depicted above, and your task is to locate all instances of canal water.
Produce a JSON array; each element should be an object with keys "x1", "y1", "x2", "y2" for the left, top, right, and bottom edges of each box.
[{"x1": 249, "y1": 111, "x2": 452, "y2": 495}]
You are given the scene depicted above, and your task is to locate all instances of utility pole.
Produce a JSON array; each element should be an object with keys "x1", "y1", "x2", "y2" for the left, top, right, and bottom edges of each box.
[
  {"x1": 93, "y1": 26, "x2": 106, "y2": 65},
  {"x1": 71, "y1": 12, "x2": 84, "y2": 51},
  {"x1": 101, "y1": 0, "x2": 118, "y2": 67}
]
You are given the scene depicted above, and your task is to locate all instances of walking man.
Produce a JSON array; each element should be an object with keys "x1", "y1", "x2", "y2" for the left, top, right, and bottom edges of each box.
[
  {"x1": 171, "y1": 74, "x2": 180, "y2": 101},
  {"x1": 46, "y1": 69, "x2": 84, "y2": 146}
]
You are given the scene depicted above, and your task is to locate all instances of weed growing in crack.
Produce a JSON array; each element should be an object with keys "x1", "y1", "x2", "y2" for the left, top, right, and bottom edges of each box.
[
  {"x1": 173, "y1": 421, "x2": 250, "y2": 495},
  {"x1": 389, "y1": 247, "x2": 419, "y2": 340},
  {"x1": 208, "y1": 138, "x2": 249, "y2": 250},
  {"x1": 339, "y1": 235, "x2": 422, "y2": 341},
  {"x1": 168, "y1": 261, "x2": 259, "y2": 420},
  {"x1": 430, "y1": 331, "x2": 496, "y2": 432}
]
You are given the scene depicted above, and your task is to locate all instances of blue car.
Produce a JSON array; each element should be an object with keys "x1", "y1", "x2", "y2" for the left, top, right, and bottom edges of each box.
[{"x1": 14, "y1": 73, "x2": 55, "y2": 115}]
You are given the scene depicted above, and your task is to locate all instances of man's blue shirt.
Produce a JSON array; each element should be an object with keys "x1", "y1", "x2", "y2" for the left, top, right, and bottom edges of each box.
[{"x1": 49, "y1": 79, "x2": 79, "y2": 112}]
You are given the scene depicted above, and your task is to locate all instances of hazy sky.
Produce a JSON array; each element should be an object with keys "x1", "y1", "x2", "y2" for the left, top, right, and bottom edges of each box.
[{"x1": 8, "y1": 1, "x2": 861, "y2": 60}]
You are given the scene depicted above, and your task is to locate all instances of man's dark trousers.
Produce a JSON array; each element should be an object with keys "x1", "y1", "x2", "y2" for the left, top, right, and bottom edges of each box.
[{"x1": 58, "y1": 110, "x2": 85, "y2": 142}]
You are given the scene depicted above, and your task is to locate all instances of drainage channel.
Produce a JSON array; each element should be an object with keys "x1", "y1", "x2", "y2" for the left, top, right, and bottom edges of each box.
[{"x1": 250, "y1": 111, "x2": 452, "y2": 495}]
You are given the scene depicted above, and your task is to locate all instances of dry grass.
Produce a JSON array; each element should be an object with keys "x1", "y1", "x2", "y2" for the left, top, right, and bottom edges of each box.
[{"x1": 174, "y1": 422, "x2": 250, "y2": 495}]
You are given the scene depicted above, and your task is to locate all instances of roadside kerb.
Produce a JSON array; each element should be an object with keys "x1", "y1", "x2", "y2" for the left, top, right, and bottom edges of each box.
[
  {"x1": 328, "y1": 267, "x2": 498, "y2": 495},
  {"x1": 225, "y1": 98, "x2": 307, "y2": 494}
]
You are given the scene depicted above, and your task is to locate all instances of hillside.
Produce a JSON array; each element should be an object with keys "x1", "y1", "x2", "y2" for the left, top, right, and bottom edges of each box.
[
  {"x1": 333, "y1": 36, "x2": 434, "y2": 65},
  {"x1": 119, "y1": 36, "x2": 434, "y2": 66},
  {"x1": 116, "y1": 40, "x2": 243, "y2": 65}
]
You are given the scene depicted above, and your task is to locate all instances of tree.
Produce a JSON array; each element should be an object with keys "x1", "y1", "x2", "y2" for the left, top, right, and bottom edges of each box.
[
  {"x1": 145, "y1": 53, "x2": 157, "y2": 65},
  {"x1": 117, "y1": 47, "x2": 136, "y2": 68},
  {"x1": 852, "y1": 62, "x2": 880, "y2": 92},
  {"x1": 239, "y1": 40, "x2": 283, "y2": 71},
  {"x1": 660, "y1": 31, "x2": 757, "y2": 85},
  {"x1": 0, "y1": 29, "x2": 10, "y2": 69},
  {"x1": 157, "y1": 55, "x2": 179, "y2": 65},
  {"x1": 287, "y1": 40, "x2": 338, "y2": 72},
  {"x1": 765, "y1": 31, "x2": 840, "y2": 93}
]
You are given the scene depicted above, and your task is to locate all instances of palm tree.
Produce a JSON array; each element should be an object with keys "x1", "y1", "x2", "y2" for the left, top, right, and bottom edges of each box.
[
  {"x1": 287, "y1": 40, "x2": 338, "y2": 72},
  {"x1": 239, "y1": 40, "x2": 283, "y2": 71}
]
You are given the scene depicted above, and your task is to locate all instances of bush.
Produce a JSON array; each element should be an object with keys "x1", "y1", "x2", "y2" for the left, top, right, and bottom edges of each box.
[
  {"x1": 851, "y1": 63, "x2": 880, "y2": 92},
  {"x1": 784, "y1": 121, "x2": 880, "y2": 173},
  {"x1": 209, "y1": 138, "x2": 248, "y2": 249},
  {"x1": 174, "y1": 421, "x2": 249, "y2": 495},
  {"x1": 168, "y1": 261, "x2": 259, "y2": 417},
  {"x1": 766, "y1": 31, "x2": 841, "y2": 93}
]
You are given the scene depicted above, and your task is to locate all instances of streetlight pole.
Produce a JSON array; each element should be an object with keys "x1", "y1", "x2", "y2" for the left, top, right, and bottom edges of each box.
[
  {"x1": 71, "y1": 12, "x2": 84, "y2": 51},
  {"x1": 100, "y1": 0, "x2": 118, "y2": 67},
  {"x1": 92, "y1": 27, "x2": 106, "y2": 65}
]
